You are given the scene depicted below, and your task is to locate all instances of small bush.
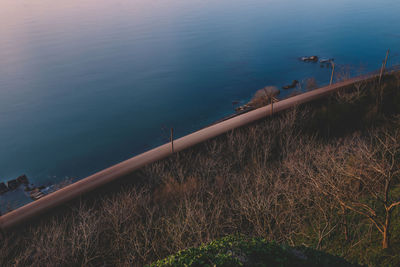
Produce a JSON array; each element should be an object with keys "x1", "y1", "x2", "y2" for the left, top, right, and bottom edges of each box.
[{"x1": 149, "y1": 235, "x2": 359, "y2": 267}]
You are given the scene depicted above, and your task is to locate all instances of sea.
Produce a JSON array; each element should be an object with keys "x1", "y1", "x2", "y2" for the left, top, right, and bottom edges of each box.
[{"x1": 1, "y1": 0, "x2": 400, "y2": 211}]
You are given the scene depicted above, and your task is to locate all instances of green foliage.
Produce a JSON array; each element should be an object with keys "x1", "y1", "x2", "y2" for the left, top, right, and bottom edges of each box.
[{"x1": 149, "y1": 235, "x2": 358, "y2": 267}]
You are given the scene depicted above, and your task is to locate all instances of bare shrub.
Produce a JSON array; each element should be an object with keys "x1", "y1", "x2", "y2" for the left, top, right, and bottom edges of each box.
[
  {"x1": 335, "y1": 65, "x2": 351, "y2": 82},
  {"x1": 154, "y1": 176, "x2": 199, "y2": 204},
  {"x1": 288, "y1": 128, "x2": 400, "y2": 249},
  {"x1": 14, "y1": 217, "x2": 71, "y2": 266},
  {"x1": 226, "y1": 127, "x2": 252, "y2": 168},
  {"x1": 249, "y1": 86, "x2": 280, "y2": 108},
  {"x1": 69, "y1": 205, "x2": 104, "y2": 265},
  {"x1": 232, "y1": 169, "x2": 301, "y2": 243},
  {"x1": 395, "y1": 71, "x2": 400, "y2": 89},
  {"x1": 160, "y1": 192, "x2": 219, "y2": 250},
  {"x1": 335, "y1": 81, "x2": 368, "y2": 104},
  {"x1": 101, "y1": 188, "x2": 159, "y2": 265},
  {"x1": 305, "y1": 77, "x2": 319, "y2": 91},
  {"x1": 0, "y1": 232, "x2": 21, "y2": 266}
]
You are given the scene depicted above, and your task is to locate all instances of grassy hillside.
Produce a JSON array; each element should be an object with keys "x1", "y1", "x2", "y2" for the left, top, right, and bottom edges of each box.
[
  {"x1": 150, "y1": 235, "x2": 358, "y2": 267},
  {"x1": 1, "y1": 72, "x2": 400, "y2": 266}
]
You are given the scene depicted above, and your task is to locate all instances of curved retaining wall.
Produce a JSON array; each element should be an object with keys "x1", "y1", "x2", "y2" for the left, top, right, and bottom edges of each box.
[{"x1": 0, "y1": 71, "x2": 386, "y2": 230}]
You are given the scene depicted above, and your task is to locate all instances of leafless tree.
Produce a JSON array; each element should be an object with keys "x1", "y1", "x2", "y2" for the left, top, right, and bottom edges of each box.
[
  {"x1": 290, "y1": 128, "x2": 400, "y2": 249},
  {"x1": 335, "y1": 81, "x2": 368, "y2": 104}
]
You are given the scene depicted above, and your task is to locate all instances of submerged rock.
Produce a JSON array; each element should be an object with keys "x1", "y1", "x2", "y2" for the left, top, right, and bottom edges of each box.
[
  {"x1": 283, "y1": 80, "x2": 299, "y2": 89},
  {"x1": 300, "y1": 56, "x2": 318, "y2": 62},
  {"x1": 235, "y1": 104, "x2": 253, "y2": 112},
  {"x1": 319, "y1": 57, "x2": 334, "y2": 64},
  {"x1": 0, "y1": 182, "x2": 9, "y2": 194},
  {"x1": 16, "y1": 174, "x2": 29, "y2": 185},
  {"x1": 7, "y1": 179, "x2": 19, "y2": 190},
  {"x1": 0, "y1": 174, "x2": 30, "y2": 193}
]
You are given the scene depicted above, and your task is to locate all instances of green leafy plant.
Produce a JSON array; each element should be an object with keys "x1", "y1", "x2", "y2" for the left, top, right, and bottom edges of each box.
[{"x1": 149, "y1": 235, "x2": 359, "y2": 267}]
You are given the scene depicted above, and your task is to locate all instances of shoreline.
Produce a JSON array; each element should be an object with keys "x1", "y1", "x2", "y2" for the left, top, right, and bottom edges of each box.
[{"x1": 1, "y1": 68, "x2": 399, "y2": 229}]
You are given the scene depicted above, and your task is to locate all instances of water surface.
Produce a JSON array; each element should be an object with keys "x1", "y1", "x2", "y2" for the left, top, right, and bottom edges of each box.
[{"x1": 1, "y1": 0, "x2": 400, "y2": 209}]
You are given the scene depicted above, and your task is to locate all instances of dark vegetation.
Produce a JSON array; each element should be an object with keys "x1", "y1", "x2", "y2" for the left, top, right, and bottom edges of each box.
[
  {"x1": 150, "y1": 235, "x2": 358, "y2": 267},
  {"x1": 1, "y1": 71, "x2": 400, "y2": 266}
]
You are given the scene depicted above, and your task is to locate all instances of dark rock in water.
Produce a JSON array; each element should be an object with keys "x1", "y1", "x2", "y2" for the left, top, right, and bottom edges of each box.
[
  {"x1": 282, "y1": 80, "x2": 299, "y2": 89},
  {"x1": 300, "y1": 56, "x2": 318, "y2": 62},
  {"x1": 0, "y1": 182, "x2": 9, "y2": 194},
  {"x1": 7, "y1": 179, "x2": 19, "y2": 190},
  {"x1": 235, "y1": 104, "x2": 252, "y2": 112},
  {"x1": 319, "y1": 57, "x2": 334, "y2": 64},
  {"x1": 29, "y1": 188, "x2": 45, "y2": 200},
  {"x1": 24, "y1": 186, "x2": 32, "y2": 191},
  {"x1": 2, "y1": 175, "x2": 29, "y2": 193},
  {"x1": 16, "y1": 174, "x2": 29, "y2": 185}
]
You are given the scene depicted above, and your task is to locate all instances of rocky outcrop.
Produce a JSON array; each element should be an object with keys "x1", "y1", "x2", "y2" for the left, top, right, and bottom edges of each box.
[
  {"x1": 300, "y1": 56, "x2": 318, "y2": 62},
  {"x1": 29, "y1": 188, "x2": 45, "y2": 200},
  {"x1": 235, "y1": 86, "x2": 280, "y2": 112},
  {"x1": 7, "y1": 179, "x2": 19, "y2": 190},
  {"x1": 0, "y1": 174, "x2": 30, "y2": 195},
  {"x1": 319, "y1": 57, "x2": 334, "y2": 64},
  {"x1": 283, "y1": 80, "x2": 299, "y2": 89},
  {"x1": 0, "y1": 182, "x2": 8, "y2": 194}
]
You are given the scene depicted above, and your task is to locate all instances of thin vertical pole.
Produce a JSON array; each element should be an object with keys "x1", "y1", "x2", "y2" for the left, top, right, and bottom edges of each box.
[
  {"x1": 379, "y1": 60, "x2": 385, "y2": 85},
  {"x1": 271, "y1": 98, "x2": 274, "y2": 115},
  {"x1": 330, "y1": 62, "x2": 335, "y2": 85},
  {"x1": 384, "y1": 49, "x2": 390, "y2": 69},
  {"x1": 379, "y1": 49, "x2": 390, "y2": 85},
  {"x1": 170, "y1": 128, "x2": 174, "y2": 153},
  {"x1": 263, "y1": 89, "x2": 269, "y2": 118}
]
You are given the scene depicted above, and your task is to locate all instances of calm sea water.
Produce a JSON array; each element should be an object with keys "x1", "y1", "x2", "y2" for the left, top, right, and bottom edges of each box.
[{"x1": 1, "y1": 0, "x2": 400, "y2": 209}]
